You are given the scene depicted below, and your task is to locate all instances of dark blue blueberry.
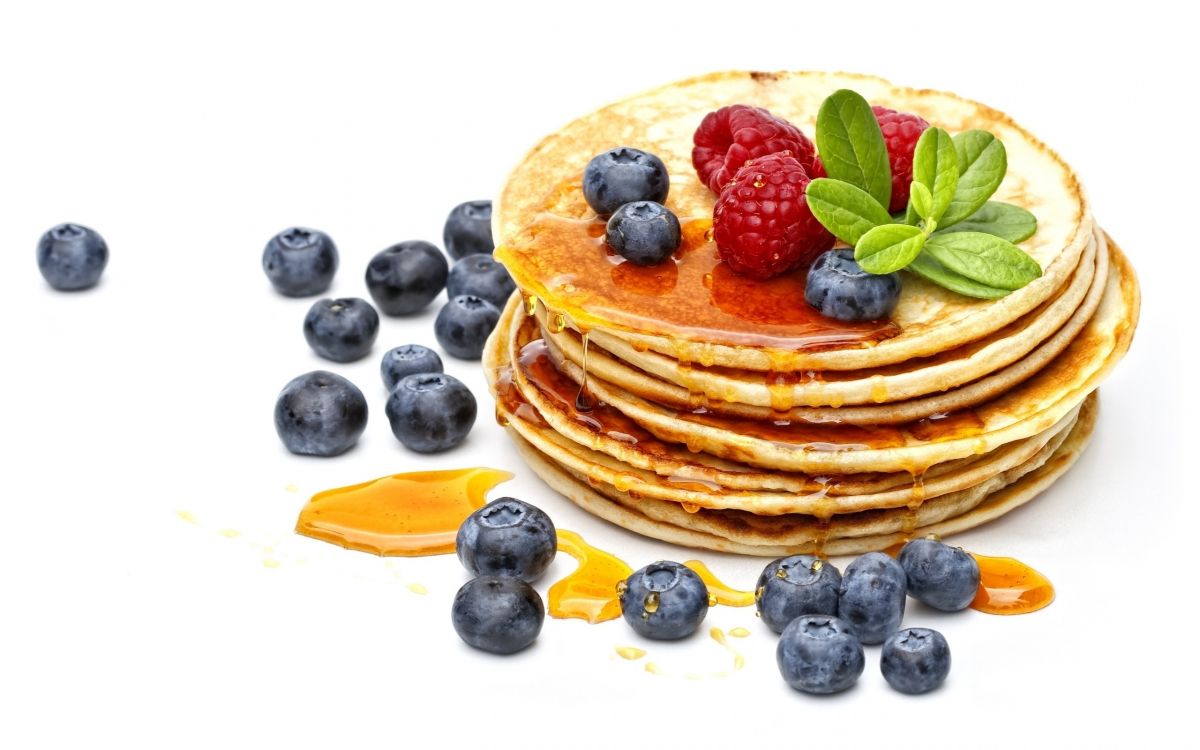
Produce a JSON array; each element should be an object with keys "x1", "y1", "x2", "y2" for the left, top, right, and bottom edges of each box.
[
  {"x1": 443, "y1": 200, "x2": 494, "y2": 260},
  {"x1": 273, "y1": 371, "x2": 368, "y2": 457},
  {"x1": 619, "y1": 561, "x2": 708, "y2": 640},
  {"x1": 456, "y1": 498, "x2": 557, "y2": 582},
  {"x1": 605, "y1": 201, "x2": 681, "y2": 266},
  {"x1": 898, "y1": 537, "x2": 981, "y2": 612},
  {"x1": 805, "y1": 248, "x2": 901, "y2": 322},
  {"x1": 451, "y1": 576, "x2": 544, "y2": 655},
  {"x1": 838, "y1": 552, "x2": 907, "y2": 645},
  {"x1": 385, "y1": 372, "x2": 476, "y2": 453},
  {"x1": 582, "y1": 147, "x2": 669, "y2": 215},
  {"x1": 776, "y1": 615, "x2": 865, "y2": 695},
  {"x1": 881, "y1": 627, "x2": 951, "y2": 694},
  {"x1": 434, "y1": 295, "x2": 501, "y2": 360},
  {"x1": 36, "y1": 223, "x2": 108, "y2": 291},
  {"x1": 447, "y1": 255, "x2": 516, "y2": 308},
  {"x1": 380, "y1": 344, "x2": 443, "y2": 392},
  {"x1": 756, "y1": 555, "x2": 842, "y2": 634},
  {"x1": 365, "y1": 241, "x2": 449, "y2": 316},
  {"x1": 261, "y1": 227, "x2": 338, "y2": 297},
  {"x1": 303, "y1": 297, "x2": 379, "y2": 362}
]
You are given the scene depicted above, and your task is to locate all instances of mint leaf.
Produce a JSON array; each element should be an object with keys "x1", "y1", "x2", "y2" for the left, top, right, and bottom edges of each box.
[
  {"x1": 816, "y1": 90, "x2": 892, "y2": 210},
  {"x1": 923, "y1": 231, "x2": 1041, "y2": 291},
  {"x1": 912, "y1": 127, "x2": 958, "y2": 222},
  {"x1": 908, "y1": 252, "x2": 1010, "y2": 299},
  {"x1": 937, "y1": 201, "x2": 1036, "y2": 243},
  {"x1": 941, "y1": 131, "x2": 1007, "y2": 226},
  {"x1": 806, "y1": 178, "x2": 893, "y2": 245},
  {"x1": 909, "y1": 182, "x2": 933, "y2": 222},
  {"x1": 855, "y1": 224, "x2": 925, "y2": 275}
]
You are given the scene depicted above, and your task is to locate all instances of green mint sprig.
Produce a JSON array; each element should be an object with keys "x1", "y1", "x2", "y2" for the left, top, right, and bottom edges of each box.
[{"x1": 806, "y1": 89, "x2": 1041, "y2": 299}]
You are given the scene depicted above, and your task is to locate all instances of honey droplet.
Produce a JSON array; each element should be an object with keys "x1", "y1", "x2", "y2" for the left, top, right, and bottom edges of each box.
[
  {"x1": 549, "y1": 529, "x2": 634, "y2": 623},
  {"x1": 294, "y1": 467, "x2": 514, "y2": 556},
  {"x1": 524, "y1": 294, "x2": 538, "y2": 316},
  {"x1": 970, "y1": 553, "x2": 1055, "y2": 615},
  {"x1": 406, "y1": 583, "x2": 428, "y2": 595},
  {"x1": 728, "y1": 627, "x2": 751, "y2": 638},
  {"x1": 707, "y1": 593, "x2": 718, "y2": 607},
  {"x1": 684, "y1": 560, "x2": 755, "y2": 607},
  {"x1": 643, "y1": 591, "x2": 661, "y2": 614},
  {"x1": 681, "y1": 502, "x2": 701, "y2": 514},
  {"x1": 615, "y1": 646, "x2": 646, "y2": 661},
  {"x1": 262, "y1": 559, "x2": 280, "y2": 569},
  {"x1": 217, "y1": 528, "x2": 241, "y2": 539},
  {"x1": 810, "y1": 559, "x2": 824, "y2": 573},
  {"x1": 752, "y1": 176, "x2": 765, "y2": 188},
  {"x1": 551, "y1": 312, "x2": 567, "y2": 333},
  {"x1": 176, "y1": 510, "x2": 199, "y2": 525},
  {"x1": 644, "y1": 662, "x2": 663, "y2": 675}
]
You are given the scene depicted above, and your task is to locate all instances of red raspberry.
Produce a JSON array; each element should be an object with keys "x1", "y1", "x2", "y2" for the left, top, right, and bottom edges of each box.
[
  {"x1": 693, "y1": 105, "x2": 822, "y2": 194},
  {"x1": 712, "y1": 152, "x2": 834, "y2": 280},
  {"x1": 872, "y1": 105, "x2": 930, "y2": 213}
]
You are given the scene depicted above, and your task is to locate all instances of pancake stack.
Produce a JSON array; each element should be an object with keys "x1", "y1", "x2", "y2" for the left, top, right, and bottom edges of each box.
[{"x1": 483, "y1": 72, "x2": 1139, "y2": 556}]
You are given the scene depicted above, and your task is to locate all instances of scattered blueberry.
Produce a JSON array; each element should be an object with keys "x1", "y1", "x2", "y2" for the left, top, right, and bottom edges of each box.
[
  {"x1": 380, "y1": 344, "x2": 443, "y2": 392},
  {"x1": 273, "y1": 371, "x2": 368, "y2": 457},
  {"x1": 443, "y1": 200, "x2": 494, "y2": 260},
  {"x1": 456, "y1": 498, "x2": 557, "y2": 582},
  {"x1": 447, "y1": 255, "x2": 516, "y2": 308},
  {"x1": 261, "y1": 227, "x2": 338, "y2": 297},
  {"x1": 451, "y1": 576, "x2": 544, "y2": 655},
  {"x1": 805, "y1": 248, "x2": 901, "y2": 322},
  {"x1": 435, "y1": 295, "x2": 501, "y2": 360},
  {"x1": 898, "y1": 537, "x2": 981, "y2": 612},
  {"x1": 365, "y1": 241, "x2": 449, "y2": 316},
  {"x1": 756, "y1": 555, "x2": 842, "y2": 634},
  {"x1": 36, "y1": 223, "x2": 108, "y2": 291},
  {"x1": 838, "y1": 552, "x2": 907, "y2": 645},
  {"x1": 605, "y1": 201, "x2": 681, "y2": 266},
  {"x1": 385, "y1": 372, "x2": 477, "y2": 453},
  {"x1": 776, "y1": 615, "x2": 865, "y2": 695},
  {"x1": 582, "y1": 147, "x2": 669, "y2": 215},
  {"x1": 881, "y1": 628, "x2": 951, "y2": 695},
  {"x1": 619, "y1": 561, "x2": 708, "y2": 640},
  {"x1": 303, "y1": 297, "x2": 379, "y2": 362}
]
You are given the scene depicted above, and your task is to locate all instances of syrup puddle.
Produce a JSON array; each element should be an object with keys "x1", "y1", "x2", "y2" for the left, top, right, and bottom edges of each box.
[
  {"x1": 549, "y1": 530, "x2": 633, "y2": 623},
  {"x1": 884, "y1": 540, "x2": 1055, "y2": 615}
]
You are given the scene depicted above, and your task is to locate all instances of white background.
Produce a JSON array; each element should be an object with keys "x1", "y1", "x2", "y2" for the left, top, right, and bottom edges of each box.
[{"x1": 2, "y1": 1, "x2": 1195, "y2": 747}]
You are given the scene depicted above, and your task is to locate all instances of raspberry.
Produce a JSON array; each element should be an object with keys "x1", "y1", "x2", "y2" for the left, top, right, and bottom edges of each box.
[
  {"x1": 693, "y1": 105, "x2": 822, "y2": 194},
  {"x1": 872, "y1": 105, "x2": 930, "y2": 213},
  {"x1": 712, "y1": 152, "x2": 834, "y2": 280}
]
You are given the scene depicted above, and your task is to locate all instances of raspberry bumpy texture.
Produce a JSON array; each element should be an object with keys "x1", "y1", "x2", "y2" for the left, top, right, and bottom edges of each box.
[
  {"x1": 872, "y1": 105, "x2": 930, "y2": 213},
  {"x1": 693, "y1": 105, "x2": 822, "y2": 194},
  {"x1": 712, "y1": 152, "x2": 834, "y2": 279}
]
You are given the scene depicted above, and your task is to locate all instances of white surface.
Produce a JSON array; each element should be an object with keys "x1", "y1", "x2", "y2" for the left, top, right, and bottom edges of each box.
[{"x1": 2, "y1": 1, "x2": 1196, "y2": 747}]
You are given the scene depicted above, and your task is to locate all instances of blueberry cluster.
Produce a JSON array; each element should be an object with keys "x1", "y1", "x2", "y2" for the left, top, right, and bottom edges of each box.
[
  {"x1": 269, "y1": 202, "x2": 511, "y2": 457},
  {"x1": 583, "y1": 147, "x2": 681, "y2": 267},
  {"x1": 759, "y1": 537, "x2": 976, "y2": 695},
  {"x1": 451, "y1": 498, "x2": 557, "y2": 654}
]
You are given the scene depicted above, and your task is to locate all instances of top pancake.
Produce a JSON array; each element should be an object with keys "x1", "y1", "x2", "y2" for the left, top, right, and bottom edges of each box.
[{"x1": 494, "y1": 71, "x2": 1091, "y2": 371}]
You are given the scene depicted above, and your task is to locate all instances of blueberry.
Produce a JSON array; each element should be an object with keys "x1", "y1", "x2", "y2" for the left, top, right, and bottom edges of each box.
[
  {"x1": 261, "y1": 227, "x2": 338, "y2": 297},
  {"x1": 619, "y1": 561, "x2": 708, "y2": 640},
  {"x1": 447, "y1": 255, "x2": 516, "y2": 308},
  {"x1": 380, "y1": 344, "x2": 443, "y2": 392},
  {"x1": 273, "y1": 371, "x2": 368, "y2": 457},
  {"x1": 898, "y1": 538, "x2": 981, "y2": 612},
  {"x1": 36, "y1": 223, "x2": 108, "y2": 291},
  {"x1": 756, "y1": 555, "x2": 842, "y2": 634},
  {"x1": 456, "y1": 498, "x2": 557, "y2": 582},
  {"x1": 385, "y1": 372, "x2": 476, "y2": 453},
  {"x1": 303, "y1": 297, "x2": 379, "y2": 362},
  {"x1": 838, "y1": 552, "x2": 907, "y2": 645},
  {"x1": 365, "y1": 241, "x2": 449, "y2": 315},
  {"x1": 435, "y1": 295, "x2": 501, "y2": 360},
  {"x1": 451, "y1": 576, "x2": 544, "y2": 655},
  {"x1": 805, "y1": 248, "x2": 901, "y2": 322},
  {"x1": 443, "y1": 200, "x2": 494, "y2": 260},
  {"x1": 776, "y1": 615, "x2": 865, "y2": 695},
  {"x1": 881, "y1": 628, "x2": 951, "y2": 694},
  {"x1": 582, "y1": 147, "x2": 669, "y2": 215},
  {"x1": 605, "y1": 201, "x2": 681, "y2": 267}
]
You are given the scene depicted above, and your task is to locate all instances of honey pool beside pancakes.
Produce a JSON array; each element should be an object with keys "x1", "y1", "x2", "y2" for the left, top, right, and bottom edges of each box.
[{"x1": 485, "y1": 71, "x2": 1140, "y2": 554}]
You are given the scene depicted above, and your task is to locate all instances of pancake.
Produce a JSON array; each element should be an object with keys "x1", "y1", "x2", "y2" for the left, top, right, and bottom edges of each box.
[
  {"x1": 494, "y1": 71, "x2": 1091, "y2": 371},
  {"x1": 506, "y1": 392, "x2": 1098, "y2": 556}
]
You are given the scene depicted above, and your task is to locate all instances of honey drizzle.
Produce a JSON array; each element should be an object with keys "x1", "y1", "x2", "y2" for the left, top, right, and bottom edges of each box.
[
  {"x1": 293, "y1": 468, "x2": 513, "y2": 556},
  {"x1": 682, "y1": 560, "x2": 756, "y2": 607},
  {"x1": 548, "y1": 529, "x2": 634, "y2": 623}
]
